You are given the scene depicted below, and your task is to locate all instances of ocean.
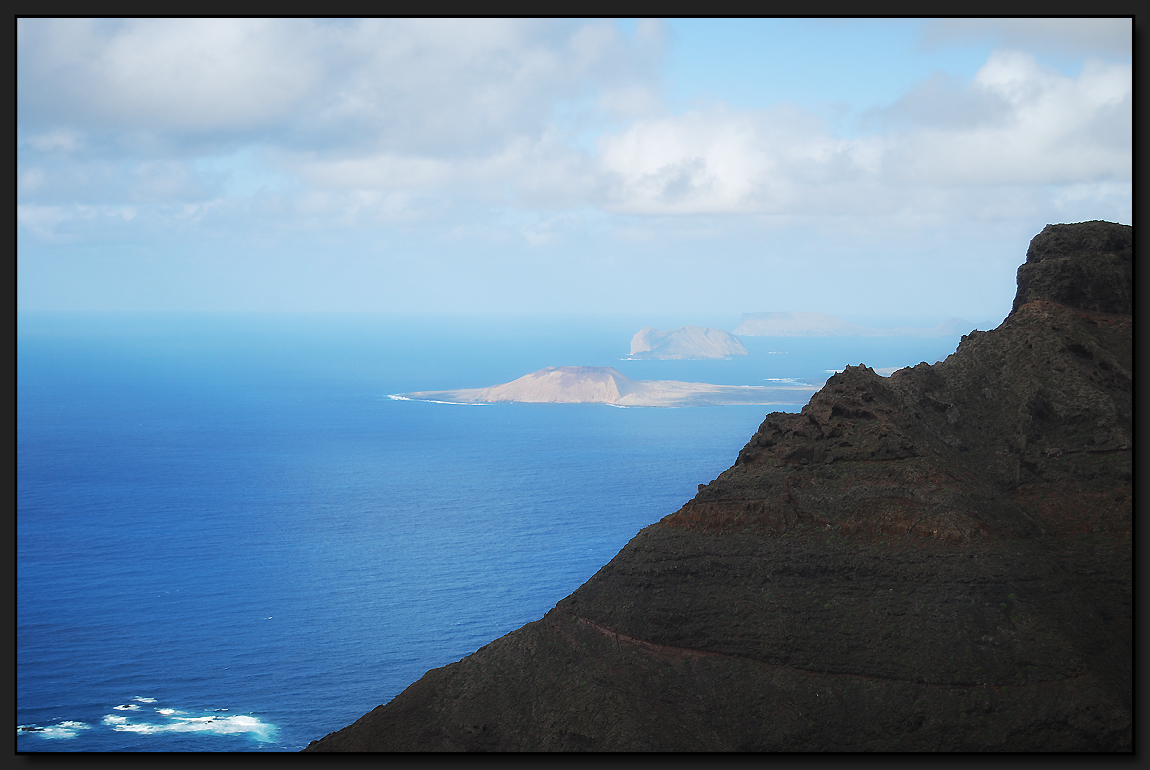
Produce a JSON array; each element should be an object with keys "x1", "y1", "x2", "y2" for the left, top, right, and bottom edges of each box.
[{"x1": 16, "y1": 312, "x2": 967, "y2": 751}]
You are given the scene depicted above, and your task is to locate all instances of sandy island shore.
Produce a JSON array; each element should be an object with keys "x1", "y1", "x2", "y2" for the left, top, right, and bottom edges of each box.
[{"x1": 394, "y1": 366, "x2": 822, "y2": 407}]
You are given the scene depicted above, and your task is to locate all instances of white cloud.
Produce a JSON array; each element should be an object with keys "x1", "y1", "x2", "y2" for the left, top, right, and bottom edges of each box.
[
  {"x1": 18, "y1": 168, "x2": 46, "y2": 196},
  {"x1": 590, "y1": 48, "x2": 1129, "y2": 216},
  {"x1": 921, "y1": 18, "x2": 1131, "y2": 59},
  {"x1": 17, "y1": 204, "x2": 72, "y2": 238},
  {"x1": 17, "y1": 17, "x2": 664, "y2": 216},
  {"x1": 18, "y1": 18, "x2": 664, "y2": 156},
  {"x1": 17, "y1": 203, "x2": 137, "y2": 240},
  {"x1": 24, "y1": 129, "x2": 84, "y2": 153},
  {"x1": 592, "y1": 105, "x2": 883, "y2": 216},
  {"x1": 16, "y1": 21, "x2": 1130, "y2": 237},
  {"x1": 293, "y1": 154, "x2": 454, "y2": 191},
  {"x1": 18, "y1": 18, "x2": 329, "y2": 135},
  {"x1": 881, "y1": 51, "x2": 1131, "y2": 186},
  {"x1": 15, "y1": 157, "x2": 227, "y2": 206}
]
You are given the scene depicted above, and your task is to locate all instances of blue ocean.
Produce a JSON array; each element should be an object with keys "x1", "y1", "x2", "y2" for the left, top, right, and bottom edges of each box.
[{"x1": 17, "y1": 313, "x2": 967, "y2": 752}]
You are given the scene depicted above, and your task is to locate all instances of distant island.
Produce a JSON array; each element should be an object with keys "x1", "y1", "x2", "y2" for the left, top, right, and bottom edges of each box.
[
  {"x1": 393, "y1": 366, "x2": 818, "y2": 408},
  {"x1": 628, "y1": 326, "x2": 748, "y2": 360},
  {"x1": 734, "y1": 311, "x2": 973, "y2": 337}
]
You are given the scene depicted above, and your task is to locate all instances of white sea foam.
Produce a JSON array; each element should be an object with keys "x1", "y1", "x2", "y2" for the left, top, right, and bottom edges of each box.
[
  {"x1": 391, "y1": 393, "x2": 493, "y2": 405},
  {"x1": 133, "y1": 696, "x2": 157, "y2": 703},
  {"x1": 155, "y1": 708, "x2": 180, "y2": 715},
  {"x1": 102, "y1": 712, "x2": 275, "y2": 740},
  {"x1": 113, "y1": 704, "x2": 141, "y2": 711},
  {"x1": 17, "y1": 721, "x2": 92, "y2": 739}
]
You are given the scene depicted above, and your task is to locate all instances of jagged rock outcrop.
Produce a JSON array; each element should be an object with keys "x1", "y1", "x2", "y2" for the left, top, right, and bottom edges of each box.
[
  {"x1": 1013, "y1": 220, "x2": 1132, "y2": 316},
  {"x1": 306, "y1": 222, "x2": 1131, "y2": 752}
]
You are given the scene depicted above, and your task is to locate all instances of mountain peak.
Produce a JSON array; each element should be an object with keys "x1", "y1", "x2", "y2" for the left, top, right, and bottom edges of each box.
[{"x1": 1013, "y1": 220, "x2": 1132, "y2": 315}]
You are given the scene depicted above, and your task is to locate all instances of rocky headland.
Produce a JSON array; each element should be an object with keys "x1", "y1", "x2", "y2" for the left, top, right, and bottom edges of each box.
[
  {"x1": 310, "y1": 221, "x2": 1131, "y2": 752},
  {"x1": 735, "y1": 311, "x2": 974, "y2": 338},
  {"x1": 629, "y1": 326, "x2": 748, "y2": 359},
  {"x1": 396, "y1": 365, "x2": 818, "y2": 408}
]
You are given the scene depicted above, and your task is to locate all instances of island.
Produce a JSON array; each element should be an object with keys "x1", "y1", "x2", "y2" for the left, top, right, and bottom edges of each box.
[
  {"x1": 628, "y1": 326, "x2": 748, "y2": 359},
  {"x1": 393, "y1": 366, "x2": 818, "y2": 407},
  {"x1": 734, "y1": 310, "x2": 974, "y2": 337}
]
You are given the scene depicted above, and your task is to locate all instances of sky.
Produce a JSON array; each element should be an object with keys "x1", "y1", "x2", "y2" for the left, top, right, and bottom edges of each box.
[{"x1": 17, "y1": 18, "x2": 1132, "y2": 328}]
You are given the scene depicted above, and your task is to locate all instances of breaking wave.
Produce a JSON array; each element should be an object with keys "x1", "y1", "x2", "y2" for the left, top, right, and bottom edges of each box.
[
  {"x1": 17, "y1": 721, "x2": 91, "y2": 739},
  {"x1": 18, "y1": 696, "x2": 276, "y2": 744},
  {"x1": 101, "y1": 713, "x2": 275, "y2": 741}
]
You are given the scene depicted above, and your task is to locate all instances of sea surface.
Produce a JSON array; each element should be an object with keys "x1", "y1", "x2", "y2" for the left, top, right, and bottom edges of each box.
[{"x1": 17, "y1": 312, "x2": 967, "y2": 751}]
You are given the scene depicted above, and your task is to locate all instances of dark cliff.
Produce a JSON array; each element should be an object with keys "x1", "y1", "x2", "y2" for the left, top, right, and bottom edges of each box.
[{"x1": 306, "y1": 221, "x2": 1132, "y2": 752}]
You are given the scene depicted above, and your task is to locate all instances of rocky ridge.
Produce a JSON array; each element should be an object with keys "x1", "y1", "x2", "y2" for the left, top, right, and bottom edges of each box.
[{"x1": 307, "y1": 221, "x2": 1131, "y2": 752}]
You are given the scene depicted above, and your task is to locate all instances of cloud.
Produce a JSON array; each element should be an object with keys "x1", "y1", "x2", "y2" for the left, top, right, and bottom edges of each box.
[
  {"x1": 23, "y1": 129, "x2": 84, "y2": 153},
  {"x1": 17, "y1": 204, "x2": 73, "y2": 239},
  {"x1": 593, "y1": 105, "x2": 879, "y2": 215},
  {"x1": 17, "y1": 203, "x2": 138, "y2": 241},
  {"x1": 293, "y1": 154, "x2": 454, "y2": 191},
  {"x1": 17, "y1": 18, "x2": 665, "y2": 156},
  {"x1": 592, "y1": 48, "x2": 1129, "y2": 216},
  {"x1": 17, "y1": 18, "x2": 330, "y2": 137},
  {"x1": 17, "y1": 20, "x2": 1130, "y2": 236},
  {"x1": 17, "y1": 17, "x2": 664, "y2": 215},
  {"x1": 879, "y1": 51, "x2": 1131, "y2": 186},
  {"x1": 16, "y1": 156, "x2": 229, "y2": 205},
  {"x1": 921, "y1": 18, "x2": 1132, "y2": 59}
]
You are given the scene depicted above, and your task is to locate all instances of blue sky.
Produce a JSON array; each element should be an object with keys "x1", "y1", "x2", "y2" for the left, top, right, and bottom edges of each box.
[{"x1": 17, "y1": 18, "x2": 1131, "y2": 327}]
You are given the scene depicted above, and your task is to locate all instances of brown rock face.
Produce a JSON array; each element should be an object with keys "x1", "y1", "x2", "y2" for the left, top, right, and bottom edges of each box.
[
  {"x1": 305, "y1": 221, "x2": 1132, "y2": 752},
  {"x1": 1013, "y1": 220, "x2": 1132, "y2": 315}
]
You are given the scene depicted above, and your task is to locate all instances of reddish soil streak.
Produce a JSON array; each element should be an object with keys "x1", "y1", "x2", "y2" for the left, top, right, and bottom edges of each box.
[{"x1": 577, "y1": 617, "x2": 731, "y2": 662}]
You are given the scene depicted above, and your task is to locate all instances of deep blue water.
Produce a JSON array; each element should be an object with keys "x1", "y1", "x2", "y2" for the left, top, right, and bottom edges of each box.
[{"x1": 17, "y1": 313, "x2": 966, "y2": 751}]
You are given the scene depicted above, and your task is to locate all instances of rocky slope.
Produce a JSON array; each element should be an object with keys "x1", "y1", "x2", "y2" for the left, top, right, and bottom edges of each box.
[
  {"x1": 308, "y1": 221, "x2": 1131, "y2": 752},
  {"x1": 629, "y1": 326, "x2": 748, "y2": 359},
  {"x1": 397, "y1": 365, "x2": 818, "y2": 407}
]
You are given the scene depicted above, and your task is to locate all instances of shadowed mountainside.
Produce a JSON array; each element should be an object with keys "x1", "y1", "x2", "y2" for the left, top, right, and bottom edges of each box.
[{"x1": 307, "y1": 221, "x2": 1131, "y2": 752}]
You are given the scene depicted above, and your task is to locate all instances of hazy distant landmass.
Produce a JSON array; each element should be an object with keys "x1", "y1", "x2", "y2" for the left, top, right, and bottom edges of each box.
[
  {"x1": 395, "y1": 366, "x2": 818, "y2": 407},
  {"x1": 628, "y1": 326, "x2": 748, "y2": 360},
  {"x1": 734, "y1": 311, "x2": 974, "y2": 338}
]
